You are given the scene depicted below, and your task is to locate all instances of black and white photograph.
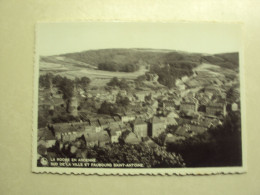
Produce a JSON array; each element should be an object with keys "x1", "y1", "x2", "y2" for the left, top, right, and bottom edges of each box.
[{"x1": 33, "y1": 22, "x2": 245, "y2": 174}]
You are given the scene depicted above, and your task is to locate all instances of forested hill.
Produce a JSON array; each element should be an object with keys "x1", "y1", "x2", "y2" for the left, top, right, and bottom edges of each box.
[
  {"x1": 41, "y1": 49, "x2": 239, "y2": 73},
  {"x1": 202, "y1": 52, "x2": 239, "y2": 69},
  {"x1": 55, "y1": 48, "x2": 201, "y2": 72}
]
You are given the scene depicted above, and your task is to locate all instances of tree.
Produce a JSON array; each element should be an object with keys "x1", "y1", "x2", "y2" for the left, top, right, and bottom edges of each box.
[
  {"x1": 75, "y1": 76, "x2": 91, "y2": 91},
  {"x1": 116, "y1": 94, "x2": 130, "y2": 107},
  {"x1": 98, "y1": 101, "x2": 117, "y2": 115},
  {"x1": 39, "y1": 73, "x2": 54, "y2": 89},
  {"x1": 107, "y1": 77, "x2": 119, "y2": 87},
  {"x1": 167, "y1": 112, "x2": 242, "y2": 167},
  {"x1": 57, "y1": 77, "x2": 74, "y2": 100},
  {"x1": 82, "y1": 143, "x2": 185, "y2": 168},
  {"x1": 118, "y1": 78, "x2": 129, "y2": 90}
]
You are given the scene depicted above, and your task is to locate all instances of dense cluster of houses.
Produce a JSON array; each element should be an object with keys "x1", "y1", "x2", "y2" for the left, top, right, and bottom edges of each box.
[
  {"x1": 38, "y1": 70, "x2": 240, "y2": 151},
  {"x1": 40, "y1": 114, "x2": 172, "y2": 149}
]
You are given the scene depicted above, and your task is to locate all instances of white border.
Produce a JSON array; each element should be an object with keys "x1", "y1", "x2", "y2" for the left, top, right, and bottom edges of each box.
[{"x1": 32, "y1": 21, "x2": 247, "y2": 175}]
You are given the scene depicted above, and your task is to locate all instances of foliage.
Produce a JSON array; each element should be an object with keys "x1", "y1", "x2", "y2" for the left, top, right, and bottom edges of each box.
[
  {"x1": 75, "y1": 77, "x2": 91, "y2": 90},
  {"x1": 107, "y1": 77, "x2": 129, "y2": 90},
  {"x1": 98, "y1": 95, "x2": 130, "y2": 115},
  {"x1": 167, "y1": 111, "x2": 242, "y2": 167},
  {"x1": 98, "y1": 101, "x2": 118, "y2": 115},
  {"x1": 39, "y1": 74, "x2": 91, "y2": 100},
  {"x1": 98, "y1": 62, "x2": 139, "y2": 72},
  {"x1": 116, "y1": 94, "x2": 130, "y2": 107},
  {"x1": 57, "y1": 77, "x2": 74, "y2": 100},
  {"x1": 39, "y1": 73, "x2": 53, "y2": 89},
  {"x1": 51, "y1": 114, "x2": 80, "y2": 123},
  {"x1": 150, "y1": 63, "x2": 194, "y2": 88},
  {"x1": 81, "y1": 143, "x2": 185, "y2": 168}
]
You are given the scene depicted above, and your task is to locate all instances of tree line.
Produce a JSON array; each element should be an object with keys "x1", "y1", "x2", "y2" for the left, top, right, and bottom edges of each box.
[{"x1": 98, "y1": 62, "x2": 140, "y2": 72}]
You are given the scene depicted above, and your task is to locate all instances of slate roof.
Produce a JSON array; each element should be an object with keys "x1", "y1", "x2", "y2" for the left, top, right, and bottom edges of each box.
[{"x1": 151, "y1": 117, "x2": 165, "y2": 124}]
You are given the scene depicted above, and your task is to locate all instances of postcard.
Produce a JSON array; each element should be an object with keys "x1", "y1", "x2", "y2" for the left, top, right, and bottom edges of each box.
[{"x1": 32, "y1": 22, "x2": 246, "y2": 175}]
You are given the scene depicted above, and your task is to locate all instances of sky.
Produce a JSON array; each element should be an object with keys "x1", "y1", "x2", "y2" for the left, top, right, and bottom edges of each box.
[{"x1": 37, "y1": 22, "x2": 242, "y2": 56}]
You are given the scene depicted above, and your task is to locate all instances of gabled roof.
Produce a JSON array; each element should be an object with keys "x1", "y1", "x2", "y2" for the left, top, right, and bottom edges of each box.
[
  {"x1": 134, "y1": 119, "x2": 147, "y2": 125},
  {"x1": 151, "y1": 117, "x2": 165, "y2": 124},
  {"x1": 43, "y1": 130, "x2": 56, "y2": 141},
  {"x1": 206, "y1": 102, "x2": 226, "y2": 108}
]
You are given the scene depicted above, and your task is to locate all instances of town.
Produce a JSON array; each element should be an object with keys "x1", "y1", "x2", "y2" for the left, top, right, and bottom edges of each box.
[{"x1": 37, "y1": 50, "x2": 241, "y2": 167}]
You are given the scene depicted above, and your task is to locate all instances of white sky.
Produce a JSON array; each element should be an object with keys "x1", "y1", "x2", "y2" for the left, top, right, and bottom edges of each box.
[{"x1": 37, "y1": 22, "x2": 241, "y2": 56}]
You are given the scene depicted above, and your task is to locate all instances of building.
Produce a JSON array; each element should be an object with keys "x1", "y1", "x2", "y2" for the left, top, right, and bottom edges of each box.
[
  {"x1": 204, "y1": 86, "x2": 219, "y2": 94},
  {"x1": 109, "y1": 128, "x2": 122, "y2": 143},
  {"x1": 42, "y1": 130, "x2": 56, "y2": 148},
  {"x1": 148, "y1": 117, "x2": 166, "y2": 137},
  {"x1": 188, "y1": 125, "x2": 207, "y2": 135},
  {"x1": 89, "y1": 119, "x2": 102, "y2": 132},
  {"x1": 206, "y1": 102, "x2": 227, "y2": 116},
  {"x1": 164, "y1": 133, "x2": 185, "y2": 145},
  {"x1": 151, "y1": 100, "x2": 159, "y2": 112},
  {"x1": 133, "y1": 119, "x2": 148, "y2": 138},
  {"x1": 175, "y1": 126, "x2": 194, "y2": 138},
  {"x1": 181, "y1": 76, "x2": 189, "y2": 82},
  {"x1": 84, "y1": 133, "x2": 99, "y2": 147},
  {"x1": 180, "y1": 101, "x2": 198, "y2": 113},
  {"x1": 98, "y1": 131, "x2": 110, "y2": 147},
  {"x1": 178, "y1": 84, "x2": 186, "y2": 90},
  {"x1": 117, "y1": 112, "x2": 136, "y2": 123},
  {"x1": 164, "y1": 111, "x2": 178, "y2": 125},
  {"x1": 146, "y1": 73, "x2": 159, "y2": 82},
  {"x1": 67, "y1": 86, "x2": 78, "y2": 117},
  {"x1": 232, "y1": 102, "x2": 238, "y2": 111},
  {"x1": 162, "y1": 100, "x2": 175, "y2": 111},
  {"x1": 84, "y1": 131, "x2": 110, "y2": 147},
  {"x1": 122, "y1": 131, "x2": 141, "y2": 144},
  {"x1": 51, "y1": 123, "x2": 86, "y2": 141}
]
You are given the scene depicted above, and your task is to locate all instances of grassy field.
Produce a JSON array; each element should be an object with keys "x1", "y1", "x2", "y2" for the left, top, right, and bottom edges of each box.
[{"x1": 40, "y1": 56, "x2": 149, "y2": 87}]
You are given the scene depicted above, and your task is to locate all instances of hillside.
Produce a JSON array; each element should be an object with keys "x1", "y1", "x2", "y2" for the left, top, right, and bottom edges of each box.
[
  {"x1": 202, "y1": 52, "x2": 239, "y2": 70},
  {"x1": 60, "y1": 48, "x2": 203, "y2": 69},
  {"x1": 39, "y1": 48, "x2": 239, "y2": 88}
]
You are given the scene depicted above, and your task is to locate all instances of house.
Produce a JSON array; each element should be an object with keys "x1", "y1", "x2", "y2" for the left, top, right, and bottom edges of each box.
[
  {"x1": 181, "y1": 76, "x2": 189, "y2": 82},
  {"x1": 164, "y1": 133, "x2": 185, "y2": 145},
  {"x1": 122, "y1": 131, "x2": 141, "y2": 144},
  {"x1": 146, "y1": 73, "x2": 159, "y2": 82},
  {"x1": 188, "y1": 125, "x2": 207, "y2": 135},
  {"x1": 89, "y1": 119, "x2": 102, "y2": 132},
  {"x1": 175, "y1": 79, "x2": 183, "y2": 86},
  {"x1": 109, "y1": 128, "x2": 122, "y2": 143},
  {"x1": 83, "y1": 131, "x2": 110, "y2": 147},
  {"x1": 117, "y1": 112, "x2": 136, "y2": 123},
  {"x1": 133, "y1": 119, "x2": 148, "y2": 138},
  {"x1": 98, "y1": 118, "x2": 109, "y2": 129},
  {"x1": 180, "y1": 100, "x2": 198, "y2": 113},
  {"x1": 163, "y1": 111, "x2": 178, "y2": 125},
  {"x1": 151, "y1": 100, "x2": 159, "y2": 112},
  {"x1": 148, "y1": 117, "x2": 166, "y2": 137},
  {"x1": 206, "y1": 102, "x2": 227, "y2": 116},
  {"x1": 42, "y1": 130, "x2": 56, "y2": 148},
  {"x1": 84, "y1": 133, "x2": 99, "y2": 147},
  {"x1": 143, "y1": 137, "x2": 159, "y2": 148},
  {"x1": 204, "y1": 86, "x2": 220, "y2": 94},
  {"x1": 174, "y1": 126, "x2": 194, "y2": 138},
  {"x1": 232, "y1": 102, "x2": 238, "y2": 111},
  {"x1": 178, "y1": 84, "x2": 186, "y2": 90},
  {"x1": 98, "y1": 131, "x2": 110, "y2": 147},
  {"x1": 51, "y1": 123, "x2": 86, "y2": 141},
  {"x1": 162, "y1": 100, "x2": 175, "y2": 111},
  {"x1": 136, "y1": 112, "x2": 150, "y2": 121},
  {"x1": 110, "y1": 130, "x2": 119, "y2": 143},
  {"x1": 135, "y1": 93, "x2": 146, "y2": 102}
]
